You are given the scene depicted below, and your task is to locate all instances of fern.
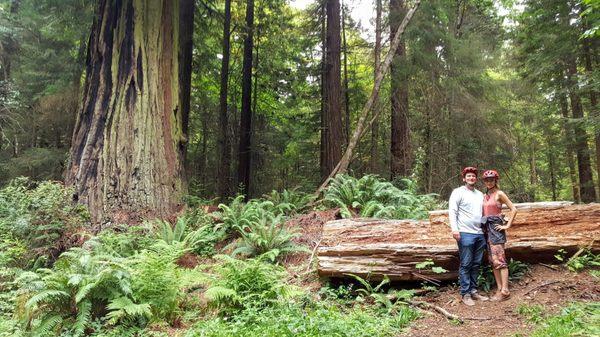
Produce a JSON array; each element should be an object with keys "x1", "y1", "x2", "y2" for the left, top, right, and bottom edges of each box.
[
  {"x1": 324, "y1": 174, "x2": 438, "y2": 220},
  {"x1": 106, "y1": 297, "x2": 152, "y2": 325},
  {"x1": 230, "y1": 213, "x2": 309, "y2": 261}
]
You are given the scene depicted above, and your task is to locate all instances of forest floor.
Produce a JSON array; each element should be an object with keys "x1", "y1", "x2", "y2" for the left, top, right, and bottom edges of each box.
[
  {"x1": 405, "y1": 265, "x2": 599, "y2": 337},
  {"x1": 283, "y1": 209, "x2": 599, "y2": 337}
]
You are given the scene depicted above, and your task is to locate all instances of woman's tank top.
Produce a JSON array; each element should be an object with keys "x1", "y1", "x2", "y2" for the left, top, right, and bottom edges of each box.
[{"x1": 483, "y1": 190, "x2": 502, "y2": 216}]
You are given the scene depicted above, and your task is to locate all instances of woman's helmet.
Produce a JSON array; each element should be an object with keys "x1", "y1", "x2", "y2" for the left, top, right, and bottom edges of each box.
[
  {"x1": 482, "y1": 170, "x2": 499, "y2": 179},
  {"x1": 461, "y1": 166, "x2": 478, "y2": 177}
]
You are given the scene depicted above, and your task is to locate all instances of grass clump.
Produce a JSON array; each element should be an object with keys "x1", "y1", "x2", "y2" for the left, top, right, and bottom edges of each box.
[{"x1": 528, "y1": 302, "x2": 599, "y2": 337}]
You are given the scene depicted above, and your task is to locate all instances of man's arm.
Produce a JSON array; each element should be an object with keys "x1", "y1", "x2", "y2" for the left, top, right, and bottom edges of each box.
[{"x1": 448, "y1": 189, "x2": 461, "y2": 241}]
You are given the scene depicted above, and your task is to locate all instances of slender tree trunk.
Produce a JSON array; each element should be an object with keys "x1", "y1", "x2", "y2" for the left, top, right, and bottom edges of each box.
[
  {"x1": 547, "y1": 144, "x2": 557, "y2": 201},
  {"x1": 250, "y1": 22, "x2": 260, "y2": 197},
  {"x1": 179, "y1": 0, "x2": 194, "y2": 161},
  {"x1": 566, "y1": 57, "x2": 596, "y2": 202},
  {"x1": 321, "y1": 0, "x2": 343, "y2": 181},
  {"x1": 369, "y1": 0, "x2": 382, "y2": 174},
  {"x1": 66, "y1": 0, "x2": 194, "y2": 223},
  {"x1": 315, "y1": 0, "x2": 421, "y2": 194},
  {"x1": 320, "y1": 3, "x2": 327, "y2": 179},
  {"x1": 238, "y1": 0, "x2": 254, "y2": 197},
  {"x1": 560, "y1": 94, "x2": 581, "y2": 203},
  {"x1": 342, "y1": 2, "x2": 350, "y2": 147},
  {"x1": 582, "y1": 38, "x2": 600, "y2": 196},
  {"x1": 390, "y1": 0, "x2": 410, "y2": 179},
  {"x1": 217, "y1": 0, "x2": 232, "y2": 200}
]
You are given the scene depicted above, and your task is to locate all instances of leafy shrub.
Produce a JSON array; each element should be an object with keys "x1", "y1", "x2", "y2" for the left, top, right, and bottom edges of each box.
[
  {"x1": 565, "y1": 249, "x2": 600, "y2": 272},
  {"x1": 231, "y1": 212, "x2": 308, "y2": 261},
  {"x1": 529, "y1": 302, "x2": 600, "y2": 337},
  {"x1": 323, "y1": 175, "x2": 437, "y2": 219},
  {"x1": 478, "y1": 259, "x2": 529, "y2": 292},
  {"x1": 185, "y1": 301, "x2": 419, "y2": 337},
  {"x1": 130, "y1": 245, "x2": 182, "y2": 322},
  {"x1": 516, "y1": 303, "x2": 545, "y2": 323},
  {"x1": 153, "y1": 216, "x2": 224, "y2": 257},
  {"x1": 94, "y1": 225, "x2": 156, "y2": 258},
  {"x1": 15, "y1": 246, "x2": 147, "y2": 336},
  {"x1": 262, "y1": 189, "x2": 314, "y2": 216},
  {"x1": 0, "y1": 178, "x2": 89, "y2": 266},
  {"x1": 204, "y1": 255, "x2": 300, "y2": 315}
]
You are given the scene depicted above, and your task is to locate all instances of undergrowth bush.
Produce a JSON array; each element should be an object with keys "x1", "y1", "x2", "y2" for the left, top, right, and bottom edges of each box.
[
  {"x1": 204, "y1": 255, "x2": 300, "y2": 315},
  {"x1": 323, "y1": 175, "x2": 438, "y2": 219},
  {"x1": 231, "y1": 212, "x2": 308, "y2": 261},
  {"x1": 526, "y1": 302, "x2": 599, "y2": 337},
  {"x1": 478, "y1": 259, "x2": 529, "y2": 292},
  {"x1": 185, "y1": 301, "x2": 419, "y2": 337},
  {"x1": 0, "y1": 178, "x2": 89, "y2": 267}
]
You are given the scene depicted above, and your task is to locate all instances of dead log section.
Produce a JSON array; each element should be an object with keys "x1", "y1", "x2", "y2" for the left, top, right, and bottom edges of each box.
[{"x1": 317, "y1": 202, "x2": 600, "y2": 281}]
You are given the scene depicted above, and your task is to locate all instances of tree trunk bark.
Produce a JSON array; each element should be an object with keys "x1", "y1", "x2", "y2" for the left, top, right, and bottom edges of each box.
[
  {"x1": 390, "y1": 0, "x2": 411, "y2": 179},
  {"x1": 582, "y1": 38, "x2": 600, "y2": 197},
  {"x1": 566, "y1": 57, "x2": 597, "y2": 202},
  {"x1": 317, "y1": 202, "x2": 600, "y2": 281},
  {"x1": 560, "y1": 94, "x2": 581, "y2": 203},
  {"x1": 342, "y1": 2, "x2": 350, "y2": 147},
  {"x1": 237, "y1": 0, "x2": 255, "y2": 197},
  {"x1": 66, "y1": 0, "x2": 193, "y2": 223},
  {"x1": 321, "y1": 0, "x2": 343, "y2": 181},
  {"x1": 369, "y1": 0, "x2": 382, "y2": 174},
  {"x1": 217, "y1": 0, "x2": 232, "y2": 200},
  {"x1": 315, "y1": 0, "x2": 420, "y2": 195}
]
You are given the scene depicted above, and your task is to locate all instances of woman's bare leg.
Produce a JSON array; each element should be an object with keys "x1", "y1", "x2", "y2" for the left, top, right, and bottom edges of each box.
[
  {"x1": 500, "y1": 267, "x2": 509, "y2": 294},
  {"x1": 492, "y1": 268, "x2": 502, "y2": 294}
]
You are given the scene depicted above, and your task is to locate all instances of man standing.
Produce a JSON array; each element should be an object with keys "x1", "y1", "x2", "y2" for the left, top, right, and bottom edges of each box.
[{"x1": 449, "y1": 166, "x2": 489, "y2": 306}]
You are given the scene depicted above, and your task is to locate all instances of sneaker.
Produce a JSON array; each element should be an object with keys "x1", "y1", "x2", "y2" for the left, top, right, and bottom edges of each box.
[
  {"x1": 471, "y1": 292, "x2": 489, "y2": 301},
  {"x1": 462, "y1": 294, "x2": 475, "y2": 306}
]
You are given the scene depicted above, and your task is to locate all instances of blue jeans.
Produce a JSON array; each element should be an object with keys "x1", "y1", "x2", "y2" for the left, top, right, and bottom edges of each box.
[{"x1": 457, "y1": 232, "x2": 486, "y2": 296}]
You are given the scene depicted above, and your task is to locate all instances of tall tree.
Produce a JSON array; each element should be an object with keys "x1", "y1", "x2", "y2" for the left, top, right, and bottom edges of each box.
[
  {"x1": 566, "y1": 55, "x2": 596, "y2": 202},
  {"x1": 369, "y1": 0, "x2": 382, "y2": 173},
  {"x1": 66, "y1": 0, "x2": 195, "y2": 222},
  {"x1": 238, "y1": 0, "x2": 255, "y2": 196},
  {"x1": 390, "y1": 0, "x2": 411, "y2": 178},
  {"x1": 321, "y1": 0, "x2": 343, "y2": 180},
  {"x1": 342, "y1": 2, "x2": 350, "y2": 146},
  {"x1": 217, "y1": 0, "x2": 232, "y2": 199}
]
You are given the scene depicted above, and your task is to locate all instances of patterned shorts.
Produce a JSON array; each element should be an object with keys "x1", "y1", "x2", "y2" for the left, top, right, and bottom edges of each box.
[{"x1": 487, "y1": 242, "x2": 508, "y2": 269}]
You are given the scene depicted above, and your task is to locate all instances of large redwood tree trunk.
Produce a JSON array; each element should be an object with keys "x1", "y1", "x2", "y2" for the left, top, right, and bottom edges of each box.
[
  {"x1": 66, "y1": 0, "x2": 194, "y2": 223},
  {"x1": 321, "y1": 0, "x2": 343, "y2": 181},
  {"x1": 390, "y1": 0, "x2": 411, "y2": 179}
]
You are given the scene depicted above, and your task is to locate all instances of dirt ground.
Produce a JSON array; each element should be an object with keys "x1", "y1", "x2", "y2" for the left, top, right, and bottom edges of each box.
[{"x1": 405, "y1": 265, "x2": 599, "y2": 337}]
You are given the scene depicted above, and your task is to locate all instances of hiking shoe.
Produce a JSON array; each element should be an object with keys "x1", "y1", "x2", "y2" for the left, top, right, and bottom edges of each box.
[
  {"x1": 462, "y1": 294, "x2": 475, "y2": 306},
  {"x1": 471, "y1": 292, "x2": 489, "y2": 301}
]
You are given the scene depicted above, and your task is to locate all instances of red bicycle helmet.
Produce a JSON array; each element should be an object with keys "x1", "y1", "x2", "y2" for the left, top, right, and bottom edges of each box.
[
  {"x1": 482, "y1": 169, "x2": 499, "y2": 179},
  {"x1": 461, "y1": 166, "x2": 478, "y2": 177}
]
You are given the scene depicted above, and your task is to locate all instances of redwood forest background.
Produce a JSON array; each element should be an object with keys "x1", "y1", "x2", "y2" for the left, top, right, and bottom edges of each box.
[{"x1": 0, "y1": 0, "x2": 598, "y2": 207}]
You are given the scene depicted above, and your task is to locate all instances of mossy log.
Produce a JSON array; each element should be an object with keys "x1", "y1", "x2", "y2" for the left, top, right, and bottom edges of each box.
[{"x1": 317, "y1": 202, "x2": 600, "y2": 281}]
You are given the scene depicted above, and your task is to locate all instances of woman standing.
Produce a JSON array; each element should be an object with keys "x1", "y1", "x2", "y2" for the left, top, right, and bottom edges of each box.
[{"x1": 481, "y1": 170, "x2": 517, "y2": 301}]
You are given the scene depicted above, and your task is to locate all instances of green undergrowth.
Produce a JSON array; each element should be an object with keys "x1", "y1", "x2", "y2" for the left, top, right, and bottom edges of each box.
[
  {"x1": 513, "y1": 302, "x2": 600, "y2": 337},
  {"x1": 0, "y1": 177, "x2": 430, "y2": 336}
]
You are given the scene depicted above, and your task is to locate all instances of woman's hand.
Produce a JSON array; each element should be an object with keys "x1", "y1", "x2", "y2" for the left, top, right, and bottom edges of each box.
[{"x1": 494, "y1": 224, "x2": 510, "y2": 231}]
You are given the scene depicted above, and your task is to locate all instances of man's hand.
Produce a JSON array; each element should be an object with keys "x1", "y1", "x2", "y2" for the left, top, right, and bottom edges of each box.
[{"x1": 452, "y1": 231, "x2": 461, "y2": 241}]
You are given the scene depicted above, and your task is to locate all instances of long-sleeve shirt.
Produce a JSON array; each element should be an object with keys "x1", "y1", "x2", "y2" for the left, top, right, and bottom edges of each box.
[{"x1": 448, "y1": 186, "x2": 484, "y2": 234}]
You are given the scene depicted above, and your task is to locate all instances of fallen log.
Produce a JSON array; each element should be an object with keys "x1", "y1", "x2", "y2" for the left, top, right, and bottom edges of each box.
[{"x1": 317, "y1": 202, "x2": 600, "y2": 281}]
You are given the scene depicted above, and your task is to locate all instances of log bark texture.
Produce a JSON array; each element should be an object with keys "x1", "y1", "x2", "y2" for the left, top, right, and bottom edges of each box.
[{"x1": 317, "y1": 202, "x2": 600, "y2": 281}]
